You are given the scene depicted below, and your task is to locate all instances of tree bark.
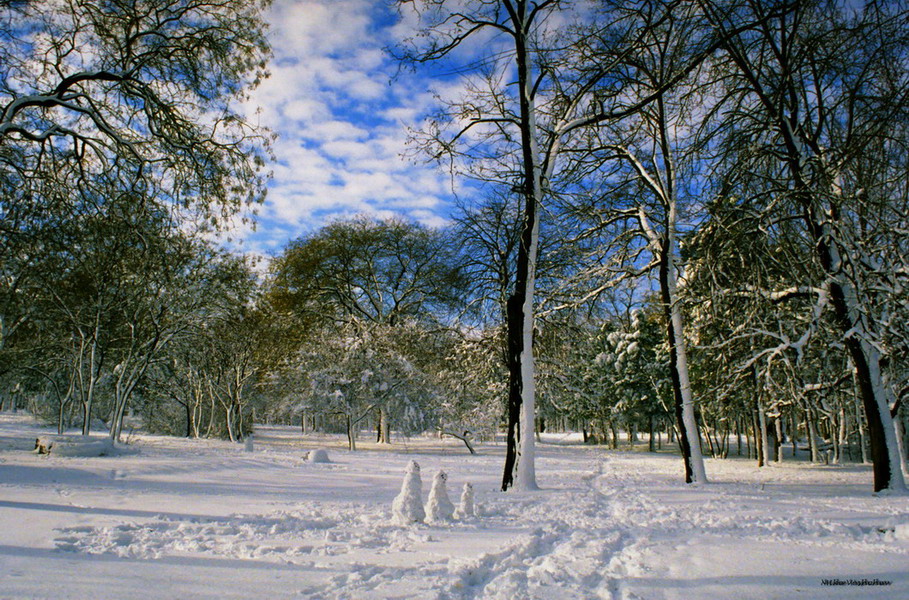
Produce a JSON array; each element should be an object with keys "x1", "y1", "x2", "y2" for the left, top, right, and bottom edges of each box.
[
  {"x1": 346, "y1": 413, "x2": 356, "y2": 451},
  {"x1": 379, "y1": 406, "x2": 391, "y2": 444},
  {"x1": 815, "y1": 231, "x2": 906, "y2": 490},
  {"x1": 775, "y1": 417, "x2": 784, "y2": 463},
  {"x1": 649, "y1": 414, "x2": 656, "y2": 452},
  {"x1": 660, "y1": 239, "x2": 707, "y2": 484},
  {"x1": 502, "y1": 4, "x2": 542, "y2": 492},
  {"x1": 757, "y1": 404, "x2": 771, "y2": 467},
  {"x1": 754, "y1": 410, "x2": 764, "y2": 467}
]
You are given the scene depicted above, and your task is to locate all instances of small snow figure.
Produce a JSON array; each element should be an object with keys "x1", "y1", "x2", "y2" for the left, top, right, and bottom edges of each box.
[
  {"x1": 454, "y1": 482, "x2": 475, "y2": 520},
  {"x1": 307, "y1": 448, "x2": 330, "y2": 463},
  {"x1": 392, "y1": 460, "x2": 425, "y2": 526},
  {"x1": 244, "y1": 435, "x2": 254, "y2": 452},
  {"x1": 425, "y1": 470, "x2": 455, "y2": 524}
]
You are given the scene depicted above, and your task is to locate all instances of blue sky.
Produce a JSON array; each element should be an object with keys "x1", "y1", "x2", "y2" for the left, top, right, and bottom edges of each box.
[{"x1": 233, "y1": 0, "x2": 474, "y2": 259}]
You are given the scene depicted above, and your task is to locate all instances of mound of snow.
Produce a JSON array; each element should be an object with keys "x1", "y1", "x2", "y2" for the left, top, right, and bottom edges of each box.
[
  {"x1": 392, "y1": 460, "x2": 425, "y2": 525},
  {"x1": 34, "y1": 435, "x2": 116, "y2": 457},
  {"x1": 306, "y1": 448, "x2": 330, "y2": 463}
]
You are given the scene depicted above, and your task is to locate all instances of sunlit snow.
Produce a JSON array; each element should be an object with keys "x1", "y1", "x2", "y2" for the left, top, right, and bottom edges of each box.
[{"x1": 1, "y1": 414, "x2": 907, "y2": 599}]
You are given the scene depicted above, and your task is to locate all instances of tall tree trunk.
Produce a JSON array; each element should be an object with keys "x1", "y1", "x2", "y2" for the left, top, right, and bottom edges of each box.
[
  {"x1": 502, "y1": 8, "x2": 541, "y2": 492},
  {"x1": 832, "y1": 410, "x2": 842, "y2": 464},
  {"x1": 784, "y1": 132, "x2": 905, "y2": 488},
  {"x1": 790, "y1": 411, "x2": 799, "y2": 458},
  {"x1": 702, "y1": 422, "x2": 715, "y2": 458},
  {"x1": 822, "y1": 260, "x2": 905, "y2": 489},
  {"x1": 56, "y1": 375, "x2": 75, "y2": 435},
  {"x1": 659, "y1": 238, "x2": 707, "y2": 484},
  {"x1": 379, "y1": 406, "x2": 391, "y2": 444},
  {"x1": 757, "y1": 404, "x2": 771, "y2": 467},
  {"x1": 754, "y1": 410, "x2": 765, "y2": 467},
  {"x1": 185, "y1": 400, "x2": 192, "y2": 438},
  {"x1": 649, "y1": 414, "x2": 656, "y2": 452},
  {"x1": 225, "y1": 405, "x2": 236, "y2": 442},
  {"x1": 853, "y1": 385, "x2": 869, "y2": 464},
  {"x1": 346, "y1": 413, "x2": 356, "y2": 452},
  {"x1": 805, "y1": 406, "x2": 820, "y2": 463},
  {"x1": 775, "y1": 416, "x2": 785, "y2": 463},
  {"x1": 79, "y1": 333, "x2": 102, "y2": 436},
  {"x1": 894, "y1": 414, "x2": 908, "y2": 477}
]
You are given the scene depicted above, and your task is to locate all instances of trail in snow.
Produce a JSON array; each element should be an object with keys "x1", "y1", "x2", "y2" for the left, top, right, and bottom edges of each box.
[{"x1": 1, "y1": 415, "x2": 907, "y2": 599}]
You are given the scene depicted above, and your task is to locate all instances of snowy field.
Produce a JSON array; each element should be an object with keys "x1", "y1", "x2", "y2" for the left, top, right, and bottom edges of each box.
[{"x1": 1, "y1": 413, "x2": 907, "y2": 600}]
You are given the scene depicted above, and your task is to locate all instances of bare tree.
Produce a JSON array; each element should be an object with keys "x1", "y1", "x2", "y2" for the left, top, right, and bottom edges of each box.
[
  {"x1": 0, "y1": 0, "x2": 270, "y2": 218},
  {"x1": 699, "y1": 0, "x2": 909, "y2": 491},
  {"x1": 398, "y1": 0, "x2": 781, "y2": 488},
  {"x1": 397, "y1": 0, "x2": 568, "y2": 490}
]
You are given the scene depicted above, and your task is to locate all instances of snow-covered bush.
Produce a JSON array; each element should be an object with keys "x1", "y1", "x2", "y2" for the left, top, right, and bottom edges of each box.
[
  {"x1": 435, "y1": 330, "x2": 507, "y2": 443},
  {"x1": 392, "y1": 460, "x2": 425, "y2": 525}
]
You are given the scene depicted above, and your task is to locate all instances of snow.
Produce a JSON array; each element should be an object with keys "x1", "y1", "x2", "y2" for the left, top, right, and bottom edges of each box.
[
  {"x1": 392, "y1": 459, "x2": 426, "y2": 526},
  {"x1": 454, "y1": 482, "x2": 475, "y2": 521},
  {"x1": 425, "y1": 471, "x2": 454, "y2": 524},
  {"x1": 306, "y1": 448, "x2": 330, "y2": 463},
  {"x1": 1, "y1": 413, "x2": 908, "y2": 599},
  {"x1": 35, "y1": 434, "x2": 119, "y2": 457}
]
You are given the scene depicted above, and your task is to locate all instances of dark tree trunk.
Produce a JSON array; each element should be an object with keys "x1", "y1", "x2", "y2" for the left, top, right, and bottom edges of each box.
[
  {"x1": 792, "y1": 141, "x2": 903, "y2": 490},
  {"x1": 649, "y1": 415, "x2": 656, "y2": 452},
  {"x1": 503, "y1": 294, "x2": 525, "y2": 491},
  {"x1": 185, "y1": 402, "x2": 192, "y2": 438}
]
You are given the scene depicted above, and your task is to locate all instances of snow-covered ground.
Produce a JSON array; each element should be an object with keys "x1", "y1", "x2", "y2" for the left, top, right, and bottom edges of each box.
[{"x1": 1, "y1": 413, "x2": 906, "y2": 599}]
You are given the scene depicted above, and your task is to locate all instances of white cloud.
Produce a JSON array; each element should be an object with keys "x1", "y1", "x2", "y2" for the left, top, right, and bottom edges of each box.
[
  {"x1": 321, "y1": 140, "x2": 374, "y2": 161},
  {"x1": 269, "y1": 0, "x2": 374, "y2": 56},
  {"x1": 234, "y1": 0, "x2": 468, "y2": 256},
  {"x1": 300, "y1": 120, "x2": 369, "y2": 142},
  {"x1": 408, "y1": 209, "x2": 451, "y2": 229},
  {"x1": 282, "y1": 98, "x2": 329, "y2": 122}
]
